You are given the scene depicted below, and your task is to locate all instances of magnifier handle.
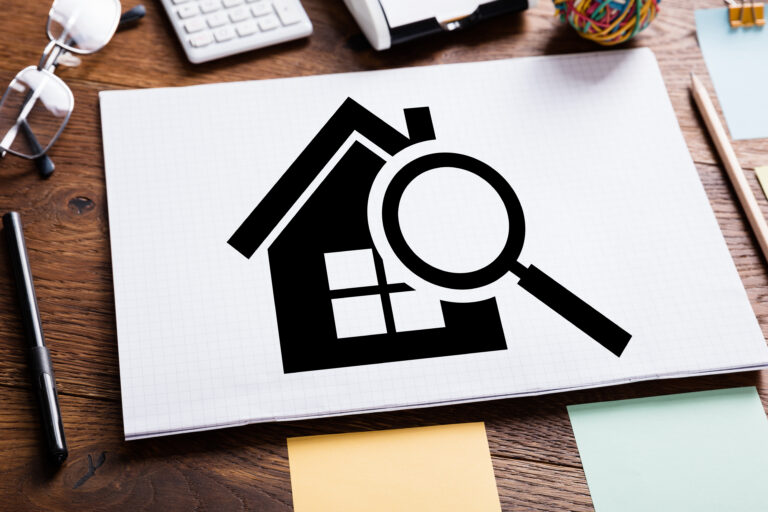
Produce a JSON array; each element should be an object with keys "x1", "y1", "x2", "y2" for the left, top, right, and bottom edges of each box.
[{"x1": 516, "y1": 265, "x2": 631, "y2": 357}]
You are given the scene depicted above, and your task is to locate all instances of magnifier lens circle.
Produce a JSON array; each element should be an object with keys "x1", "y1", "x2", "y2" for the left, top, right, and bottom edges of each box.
[
  {"x1": 398, "y1": 167, "x2": 510, "y2": 274},
  {"x1": 383, "y1": 153, "x2": 525, "y2": 290}
]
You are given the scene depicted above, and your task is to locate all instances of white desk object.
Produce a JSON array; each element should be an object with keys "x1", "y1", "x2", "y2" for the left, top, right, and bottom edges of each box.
[
  {"x1": 158, "y1": 0, "x2": 312, "y2": 64},
  {"x1": 344, "y1": 0, "x2": 535, "y2": 50}
]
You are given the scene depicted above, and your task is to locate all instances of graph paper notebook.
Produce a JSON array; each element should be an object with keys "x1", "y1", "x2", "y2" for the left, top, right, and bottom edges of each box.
[{"x1": 100, "y1": 48, "x2": 768, "y2": 440}]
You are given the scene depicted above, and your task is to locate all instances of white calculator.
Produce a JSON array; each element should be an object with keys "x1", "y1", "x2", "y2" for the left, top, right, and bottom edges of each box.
[{"x1": 159, "y1": 0, "x2": 313, "y2": 64}]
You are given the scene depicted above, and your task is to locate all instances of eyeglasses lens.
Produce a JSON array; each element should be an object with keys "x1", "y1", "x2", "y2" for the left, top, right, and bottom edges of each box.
[
  {"x1": 47, "y1": 0, "x2": 121, "y2": 53},
  {"x1": 0, "y1": 68, "x2": 73, "y2": 159}
]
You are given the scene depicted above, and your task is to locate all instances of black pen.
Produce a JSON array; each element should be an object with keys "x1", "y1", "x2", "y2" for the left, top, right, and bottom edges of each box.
[{"x1": 3, "y1": 212, "x2": 68, "y2": 465}]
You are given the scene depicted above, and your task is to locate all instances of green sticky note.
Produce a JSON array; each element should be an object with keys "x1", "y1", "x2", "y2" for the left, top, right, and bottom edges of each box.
[{"x1": 568, "y1": 387, "x2": 768, "y2": 512}]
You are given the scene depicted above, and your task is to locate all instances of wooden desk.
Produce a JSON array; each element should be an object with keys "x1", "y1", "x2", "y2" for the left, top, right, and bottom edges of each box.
[{"x1": 1, "y1": 1, "x2": 767, "y2": 509}]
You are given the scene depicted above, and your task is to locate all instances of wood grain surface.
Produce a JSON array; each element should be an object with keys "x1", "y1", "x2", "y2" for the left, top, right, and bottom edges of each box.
[{"x1": 1, "y1": 0, "x2": 768, "y2": 510}]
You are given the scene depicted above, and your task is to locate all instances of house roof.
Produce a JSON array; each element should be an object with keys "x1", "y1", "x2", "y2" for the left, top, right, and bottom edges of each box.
[{"x1": 228, "y1": 97, "x2": 434, "y2": 259}]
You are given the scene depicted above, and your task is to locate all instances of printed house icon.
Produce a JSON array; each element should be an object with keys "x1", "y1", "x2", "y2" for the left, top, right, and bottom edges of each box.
[{"x1": 229, "y1": 98, "x2": 507, "y2": 373}]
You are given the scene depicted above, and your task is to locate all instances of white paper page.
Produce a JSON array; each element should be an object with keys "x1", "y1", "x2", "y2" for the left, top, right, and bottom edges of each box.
[
  {"x1": 100, "y1": 48, "x2": 768, "y2": 440},
  {"x1": 379, "y1": 0, "x2": 493, "y2": 27}
]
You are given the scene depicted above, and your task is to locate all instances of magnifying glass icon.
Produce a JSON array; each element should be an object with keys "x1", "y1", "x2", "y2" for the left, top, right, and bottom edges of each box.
[{"x1": 380, "y1": 152, "x2": 631, "y2": 357}]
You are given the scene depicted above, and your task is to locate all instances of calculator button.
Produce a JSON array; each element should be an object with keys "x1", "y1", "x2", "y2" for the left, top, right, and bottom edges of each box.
[
  {"x1": 258, "y1": 13, "x2": 279, "y2": 30},
  {"x1": 177, "y1": 4, "x2": 199, "y2": 18},
  {"x1": 189, "y1": 32, "x2": 214, "y2": 47},
  {"x1": 207, "y1": 12, "x2": 228, "y2": 27},
  {"x1": 229, "y1": 6, "x2": 250, "y2": 22},
  {"x1": 222, "y1": 0, "x2": 244, "y2": 6},
  {"x1": 274, "y1": 0, "x2": 301, "y2": 25},
  {"x1": 250, "y1": 2, "x2": 273, "y2": 16},
  {"x1": 236, "y1": 19, "x2": 259, "y2": 37},
  {"x1": 214, "y1": 25, "x2": 236, "y2": 41},
  {"x1": 199, "y1": 0, "x2": 221, "y2": 13},
  {"x1": 184, "y1": 17, "x2": 207, "y2": 33}
]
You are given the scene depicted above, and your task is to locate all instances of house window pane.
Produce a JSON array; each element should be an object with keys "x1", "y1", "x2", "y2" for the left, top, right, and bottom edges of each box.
[
  {"x1": 331, "y1": 295, "x2": 388, "y2": 339},
  {"x1": 390, "y1": 291, "x2": 445, "y2": 333},
  {"x1": 383, "y1": 257, "x2": 411, "y2": 285},
  {"x1": 324, "y1": 249, "x2": 378, "y2": 290}
]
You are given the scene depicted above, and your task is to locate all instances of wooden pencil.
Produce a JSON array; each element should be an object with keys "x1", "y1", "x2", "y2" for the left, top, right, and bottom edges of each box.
[{"x1": 690, "y1": 72, "x2": 768, "y2": 262}]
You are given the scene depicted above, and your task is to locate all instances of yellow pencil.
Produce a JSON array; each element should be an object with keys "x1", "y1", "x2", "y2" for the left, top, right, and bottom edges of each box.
[{"x1": 690, "y1": 73, "x2": 768, "y2": 262}]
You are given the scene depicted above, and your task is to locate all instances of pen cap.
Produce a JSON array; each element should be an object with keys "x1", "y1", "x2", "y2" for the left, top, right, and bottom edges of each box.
[{"x1": 30, "y1": 345, "x2": 68, "y2": 464}]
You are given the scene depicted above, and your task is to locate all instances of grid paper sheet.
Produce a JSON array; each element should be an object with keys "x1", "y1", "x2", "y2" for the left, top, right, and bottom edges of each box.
[{"x1": 100, "y1": 48, "x2": 768, "y2": 440}]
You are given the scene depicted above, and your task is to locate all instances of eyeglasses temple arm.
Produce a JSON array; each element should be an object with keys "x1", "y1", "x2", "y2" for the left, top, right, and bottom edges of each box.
[
  {"x1": 119, "y1": 5, "x2": 146, "y2": 28},
  {"x1": 34, "y1": 153, "x2": 55, "y2": 179},
  {"x1": 19, "y1": 120, "x2": 55, "y2": 179}
]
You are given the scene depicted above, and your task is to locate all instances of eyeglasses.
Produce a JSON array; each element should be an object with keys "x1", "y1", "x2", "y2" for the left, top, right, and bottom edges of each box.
[{"x1": 0, "y1": 0, "x2": 144, "y2": 178}]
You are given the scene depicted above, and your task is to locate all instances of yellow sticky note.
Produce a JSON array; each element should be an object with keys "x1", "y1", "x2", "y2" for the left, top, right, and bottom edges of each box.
[
  {"x1": 755, "y1": 166, "x2": 768, "y2": 201},
  {"x1": 287, "y1": 422, "x2": 501, "y2": 512}
]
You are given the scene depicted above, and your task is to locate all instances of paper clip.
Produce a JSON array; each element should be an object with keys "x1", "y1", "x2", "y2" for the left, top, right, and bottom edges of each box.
[{"x1": 725, "y1": 0, "x2": 766, "y2": 28}]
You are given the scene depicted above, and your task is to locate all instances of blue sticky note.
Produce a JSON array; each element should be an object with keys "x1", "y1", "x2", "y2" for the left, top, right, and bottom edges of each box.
[
  {"x1": 568, "y1": 387, "x2": 768, "y2": 512},
  {"x1": 696, "y1": 8, "x2": 768, "y2": 140}
]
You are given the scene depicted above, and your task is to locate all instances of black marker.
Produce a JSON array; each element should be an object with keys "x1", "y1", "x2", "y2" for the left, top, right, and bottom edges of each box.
[{"x1": 3, "y1": 212, "x2": 68, "y2": 465}]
